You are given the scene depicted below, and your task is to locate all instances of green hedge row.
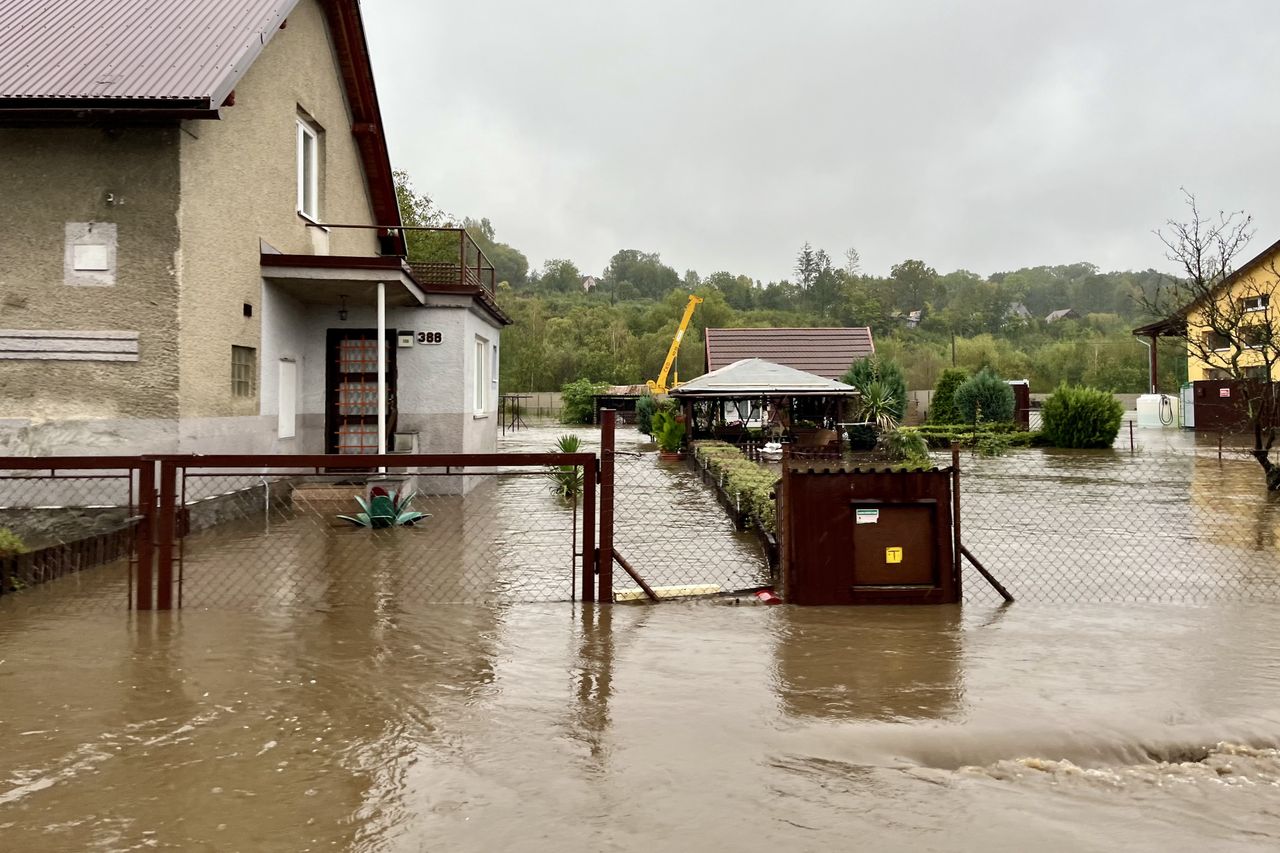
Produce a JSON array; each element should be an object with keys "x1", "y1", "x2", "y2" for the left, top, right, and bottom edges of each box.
[
  {"x1": 907, "y1": 425, "x2": 1047, "y2": 449},
  {"x1": 691, "y1": 441, "x2": 780, "y2": 532}
]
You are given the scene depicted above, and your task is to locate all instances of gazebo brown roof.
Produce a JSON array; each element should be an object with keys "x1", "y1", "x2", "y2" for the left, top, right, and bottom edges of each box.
[{"x1": 704, "y1": 327, "x2": 874, "y2": 379}]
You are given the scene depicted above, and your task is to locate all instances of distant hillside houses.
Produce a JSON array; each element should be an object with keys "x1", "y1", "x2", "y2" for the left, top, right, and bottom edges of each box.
[{"x1": 1045, "y1": 308, "x2": 1080, "y2": 323}]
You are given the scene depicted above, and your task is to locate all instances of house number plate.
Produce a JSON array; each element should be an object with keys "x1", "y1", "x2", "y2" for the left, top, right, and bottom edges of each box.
[{"x1": 417, "y1": 331, "x2": 443, "y2": 344}]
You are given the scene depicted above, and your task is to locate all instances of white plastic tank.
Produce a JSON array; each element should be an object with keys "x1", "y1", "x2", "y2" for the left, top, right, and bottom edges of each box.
[{"x1": 1136, "y1": 393, "x2": 1180, "y2": 428}]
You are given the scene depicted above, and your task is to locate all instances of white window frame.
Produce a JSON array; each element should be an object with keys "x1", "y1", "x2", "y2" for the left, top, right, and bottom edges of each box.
[
  {"x1": 1241, "y1": 294, "x2": 1270, "y2": 313},
  {"x1": 296, "y1": 118, "x2": 320, "y2": 220},
  {"x1": 474, "y1": 336, "x2": 489, "y2": 415}
]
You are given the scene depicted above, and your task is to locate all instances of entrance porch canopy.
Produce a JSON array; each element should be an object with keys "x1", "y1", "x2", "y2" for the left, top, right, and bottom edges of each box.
[{"x1": 260, "y1": 253, "x2": 426, "y2": 307}]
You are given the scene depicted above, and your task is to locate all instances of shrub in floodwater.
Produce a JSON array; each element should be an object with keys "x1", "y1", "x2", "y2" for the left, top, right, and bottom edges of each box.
[
  {"x1": 953, "y1": 367, "x2": 1015, "y2": 424},
  {"x1": 881, "y1": 427, "x2": 932, "y2": 468},
  {"x1": 338, "y1": 488, "x2": 430, "y2": 528},
  {"x1": 560, "y1": 378, "x2": 607, "y2": 424},
  {"x1": 692, "y1": 441, "x2": 779, "y2": 532},
  {"x1": 0, "y1": 527, "x2": 27, "y2": 557},
  {"x1": 635, "y1": 394, "x2": 657, "y2": 437},
  {"x1": 846, "y1": 423, "x2": 877, "y2": 451},
  {"x1": 1040, "y1": 383, "x2": 1124, "y2": 449},
  {"x1": 928, "y1": 367, "x2": 970, "y2": 425},
  {"x1": 651, "y1": 402, "x2": 686, "y2": 453},
  {"x1": 546, "y1": 434, "x2": 585, "y2": 498}
]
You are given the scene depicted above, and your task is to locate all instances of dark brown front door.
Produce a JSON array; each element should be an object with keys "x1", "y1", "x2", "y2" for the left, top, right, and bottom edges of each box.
[{"x1": 325, "y1": 328, "x2": 398, "y2": 454}]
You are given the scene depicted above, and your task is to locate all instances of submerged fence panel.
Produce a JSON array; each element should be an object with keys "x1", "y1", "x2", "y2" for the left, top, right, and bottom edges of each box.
[
  {"x1": 954, "y1": 444, "x2": 1280, "y2": 605},
  {"x1": 162, "y1": 453, "x2": 595, "y2": 610},
  {"x1": 0, "y1": 458, "x2": 145, "y2": 609}
]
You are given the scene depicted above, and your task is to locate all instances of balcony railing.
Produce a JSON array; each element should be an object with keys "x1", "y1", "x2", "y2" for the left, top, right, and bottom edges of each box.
[
  {"x1": 403, "y1": 227, "x2": 496, "y2": 295},
  {"x1": 300, "y1": 221, "x2": 497, "y2": 295}
]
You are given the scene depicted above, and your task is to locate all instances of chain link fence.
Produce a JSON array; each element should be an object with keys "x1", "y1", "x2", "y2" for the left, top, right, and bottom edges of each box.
[
  {"x1": 610, "y1": 449, "x2": 773, "y2": 600},
  {"x1": 954, "y1": 442, "x2": 1280, "y2": 604},
  {"x1": 172, "y1": 460, "x2": 591, "y2": 609},
  {"x1": 0, "y1": 461, "x2": 140, "y2": 609}
]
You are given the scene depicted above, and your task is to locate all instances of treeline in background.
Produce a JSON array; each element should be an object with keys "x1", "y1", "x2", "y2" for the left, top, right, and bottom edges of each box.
[{"x1": 397, "y1": 174, "x2": 1185, "y2": 395}]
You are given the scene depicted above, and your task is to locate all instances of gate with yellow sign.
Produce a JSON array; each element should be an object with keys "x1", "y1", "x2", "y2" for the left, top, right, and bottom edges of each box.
[{"x1": 780, "y1": 464, "x2": 960, "y2": 605}]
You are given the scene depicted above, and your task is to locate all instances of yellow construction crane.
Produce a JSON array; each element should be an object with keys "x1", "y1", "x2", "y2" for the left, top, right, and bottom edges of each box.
[{"x1": 646, "y1": 294, "x2": 704, "y2": 394}]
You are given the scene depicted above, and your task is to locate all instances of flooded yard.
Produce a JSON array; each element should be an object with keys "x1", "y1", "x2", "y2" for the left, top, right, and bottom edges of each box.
[
  {"x1": 1, "y1": 600, "x2": 1278, "y2": 851},
  {"x1": 2, "y1": 423, "x2": 1280, "y2": 850}
]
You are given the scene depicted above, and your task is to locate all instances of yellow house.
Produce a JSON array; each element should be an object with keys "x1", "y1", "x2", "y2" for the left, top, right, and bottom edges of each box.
[
  {"x1": 1184, "y1": 237, "x2": 1280, "y2": 382},
  {"x1": 1134, "y1": 236, "x2": 1280, "y2": 389}
]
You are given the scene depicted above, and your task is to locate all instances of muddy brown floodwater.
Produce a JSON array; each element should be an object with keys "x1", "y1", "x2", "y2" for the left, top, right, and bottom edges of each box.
[{"x1": 1, "y1": 423, "x2": 1279, "y2": 851}]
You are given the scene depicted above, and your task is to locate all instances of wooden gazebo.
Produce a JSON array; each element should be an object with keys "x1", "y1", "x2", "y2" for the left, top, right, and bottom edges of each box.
[{"x1": 670, "y1": 358, "x2": 859, "y2": 447}]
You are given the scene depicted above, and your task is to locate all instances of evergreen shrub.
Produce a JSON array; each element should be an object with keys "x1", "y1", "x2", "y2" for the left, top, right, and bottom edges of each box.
[
  {"x1": 953, "y1": 367, "x2": 1015, "y2": 424},
  {"x1": 928, "y1": 367, "x2": 969, "y2": 424},
  {"x1": 1041, "y1": 384, "x2": 1124, "y2": 449},
  {"x1": 635, "y1": 395, "x2": 656, "y2": 437}
]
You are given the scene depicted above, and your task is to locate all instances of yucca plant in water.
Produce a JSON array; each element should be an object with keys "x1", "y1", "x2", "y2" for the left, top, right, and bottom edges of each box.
[
  {"x1": 338, "y1": 487, "x2": 430, "y2": 528},
  {"x1": 547, "y1": 434, "x2": 585, "y2": 498}
]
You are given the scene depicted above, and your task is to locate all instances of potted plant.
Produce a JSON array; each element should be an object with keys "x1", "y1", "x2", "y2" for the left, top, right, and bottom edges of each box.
[{"x1": 652, "y1": 404, "x2": 687, "y2": 460}]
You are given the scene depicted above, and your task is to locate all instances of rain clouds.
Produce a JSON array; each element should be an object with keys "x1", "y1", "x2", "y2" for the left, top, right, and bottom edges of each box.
[{"x1": 365, "y1": 0, "x2": 1280, "y2": 280}]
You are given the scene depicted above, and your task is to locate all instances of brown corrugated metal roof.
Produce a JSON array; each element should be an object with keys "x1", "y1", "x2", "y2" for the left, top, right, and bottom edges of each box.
[
  {"x1": 0, "y1": 0, "x2": 298, "y2": 105},
  {"x1": 704, "y1": 327, "x2": 875, "y2": 379}
]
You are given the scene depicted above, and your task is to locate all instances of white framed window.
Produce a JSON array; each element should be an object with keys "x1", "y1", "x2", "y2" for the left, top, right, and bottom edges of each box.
[
  {"x1": 474, "y1": 336, "x2": 489, "y2": 414},
  {"x1": 296, "y1": 117, "x2": 321, "y2": 220},
  {"x1": 232, "y1": 346, "x2": 257, "y2": 397},
  {"x1": 491, "y1": 342, "x2": 500, "y2": 390},
  {"x1": 1240, "y1": 294, "x2": 1270, "y2": 313}
]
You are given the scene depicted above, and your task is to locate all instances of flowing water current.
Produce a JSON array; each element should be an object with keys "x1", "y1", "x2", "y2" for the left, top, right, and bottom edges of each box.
[{"x1": 2, "y1": 424, "x2": 1279, "y2": 851}]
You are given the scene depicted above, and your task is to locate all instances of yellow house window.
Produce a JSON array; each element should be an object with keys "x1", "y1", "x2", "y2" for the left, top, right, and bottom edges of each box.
[
  {"x1": 1240, "y1": 294, "x2": 1270, "y2": 313},
  {"x1": 1203, "y1": 330, "x2": 1231, "y2": 351}
]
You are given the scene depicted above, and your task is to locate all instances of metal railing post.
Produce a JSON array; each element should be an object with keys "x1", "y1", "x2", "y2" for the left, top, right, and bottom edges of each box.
[
  {"x1": 134, "y1": 460, "x2": 156, "y2": 610},
  {"x1": 598, "y1": 409, "x2": 616, "y2": 604},
  {"x1": 155, "y1": 459, "x2": 178, "y2": 610},
  {"x1": 582, "y1": 456, "x2": 596, "y2": 604}
]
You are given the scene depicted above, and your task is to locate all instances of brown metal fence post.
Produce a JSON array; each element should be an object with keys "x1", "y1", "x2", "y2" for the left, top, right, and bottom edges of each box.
[
  {"x1": 135, "y1": 460, "x2": 156, "y2": 610},
  {"x1": 951, "y1": 444, "x2": 962, "y2": 592},
  {"x1": 598, "y1": 409, "x2": 616, "y2": 604},
  {"x1": 155, "y1": 459, "x2": 178, "y2": 610},
  {"x1": 581, "y1": 456, "x2": 596, "y2": 604}
]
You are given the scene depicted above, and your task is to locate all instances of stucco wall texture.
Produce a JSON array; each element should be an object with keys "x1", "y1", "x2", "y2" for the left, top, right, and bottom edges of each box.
[
  {"x1": 178, "y1": 0, "x2": 379, "y2": 420},
  {"x1": 0, "y1": 126, "x2": 181, "y2": 421}
]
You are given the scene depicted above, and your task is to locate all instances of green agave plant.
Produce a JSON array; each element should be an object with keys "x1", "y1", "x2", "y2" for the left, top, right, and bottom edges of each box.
[
  {"x1": 338, "y1": 488, "x2": 430, "y2": 529},
  {"x1": 546, "y1": 434, "x2": 585, "y2": 498}
]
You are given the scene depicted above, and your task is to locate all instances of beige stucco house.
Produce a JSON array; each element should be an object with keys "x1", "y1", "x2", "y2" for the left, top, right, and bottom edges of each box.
[{"x1": 0, "y1": 0, "x2": 508, "y2": 461}]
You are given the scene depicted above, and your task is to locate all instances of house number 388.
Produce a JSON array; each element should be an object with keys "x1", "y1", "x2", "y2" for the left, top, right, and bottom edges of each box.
[{"x1": 417, "y1": 331, "x2": 443, "y2": 344}]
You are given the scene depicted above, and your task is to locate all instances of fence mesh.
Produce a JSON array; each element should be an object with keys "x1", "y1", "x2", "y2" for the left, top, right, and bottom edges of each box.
[
  {"x1": 0, "y1": 466, "x2": 138, "y2": 609},
  {"x1": 173, "y1": 464, "x2": 586, "y2": 609},
  {"x1": 2, "y1": 426, "x2": 1278, "y2": 611},
  {"x1": 611, "y1": 450, "x2": 774, "y2": 599},
  {"x1": 954, "y1": 443, "x2": 1280, "y2": 605}
]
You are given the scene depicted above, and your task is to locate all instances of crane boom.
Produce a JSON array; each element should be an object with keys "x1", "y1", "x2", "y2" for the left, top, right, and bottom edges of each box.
[{"x1": 647, "y1": 294, "x2": 703, "y2": 394}]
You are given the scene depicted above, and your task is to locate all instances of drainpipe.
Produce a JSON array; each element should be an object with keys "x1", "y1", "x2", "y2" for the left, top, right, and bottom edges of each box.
[{"x1": 377, "y1": 282, "x2": 387, "y2": 463}]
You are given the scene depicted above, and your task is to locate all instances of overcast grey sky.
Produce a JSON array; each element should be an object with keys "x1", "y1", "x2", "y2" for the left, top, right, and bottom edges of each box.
[{"x1": 364, "y1": 0, "x2": 1280, "y2": 282}]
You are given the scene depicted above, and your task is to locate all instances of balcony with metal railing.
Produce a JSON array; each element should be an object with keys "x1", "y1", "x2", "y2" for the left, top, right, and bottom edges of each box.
[{"x1": 403, "y1": 227, "x2": 496, "y2": 296}]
